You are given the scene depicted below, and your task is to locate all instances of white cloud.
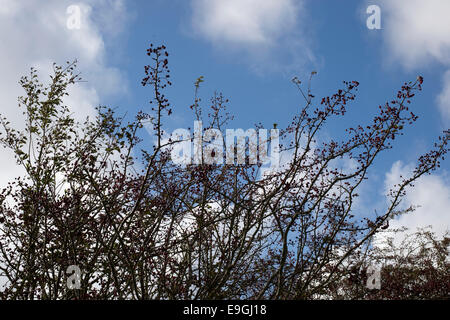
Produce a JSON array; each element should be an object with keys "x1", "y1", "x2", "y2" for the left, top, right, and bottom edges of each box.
[
  {"x1": 375, "y1": 1, "x2": 450, "y2": 244},
  {"x1": 0, "y1": 0, "x2": 129, "y2": 186},
  {"x1": 190, "y1": 0, "x2": 314, "y2": 74},
  {"x1": 378, "y1": 0, "x2": 450, "y2": 122},
  {"x1": 381, "y1": 161, "x2": 450, "y2": 243},
  {"x1": 379, "y1": 0, "x2": 450, "y2": 68},
  {"x1": 0, "y1": 0, "x2": 19, "y2": 15},
  {"x1": 191, "y1": 0, "x2": 299, "y2": 46}
]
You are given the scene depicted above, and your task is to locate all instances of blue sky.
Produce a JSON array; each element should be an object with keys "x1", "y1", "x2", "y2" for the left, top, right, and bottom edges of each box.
[
  {"x1": 111, "y1": 0, "x2": 448, "y2": 158},
  {"x1": 0, "y1": 0, "x2": 449, "y2": 240}
]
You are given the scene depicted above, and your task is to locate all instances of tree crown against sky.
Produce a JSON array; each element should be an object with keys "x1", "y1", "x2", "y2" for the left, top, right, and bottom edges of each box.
[
  {"x1": 0, "y1": 44, "x2": 448, "y2": 299},
  {"x1": 1, "y1": 0, "x2": 450, "y2": 252}
]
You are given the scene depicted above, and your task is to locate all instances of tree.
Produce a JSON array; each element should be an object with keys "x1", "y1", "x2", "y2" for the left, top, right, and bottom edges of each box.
[
  {"x1": 325, "y1": 227, "x2": 450, "y2": 300},
  {"x1": 0, "y1": 44, "x2": 448, "y2": 299}
]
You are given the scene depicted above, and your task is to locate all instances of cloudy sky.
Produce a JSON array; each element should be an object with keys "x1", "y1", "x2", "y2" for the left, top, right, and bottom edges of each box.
[{"x1": 0, "y1": 0, "x2": 448, "y2": 239}]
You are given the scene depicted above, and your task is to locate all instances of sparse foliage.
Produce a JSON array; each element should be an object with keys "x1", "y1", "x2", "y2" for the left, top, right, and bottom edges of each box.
[{"x1": 0, "y1": 45, "x2": 448, "y2": 300}]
